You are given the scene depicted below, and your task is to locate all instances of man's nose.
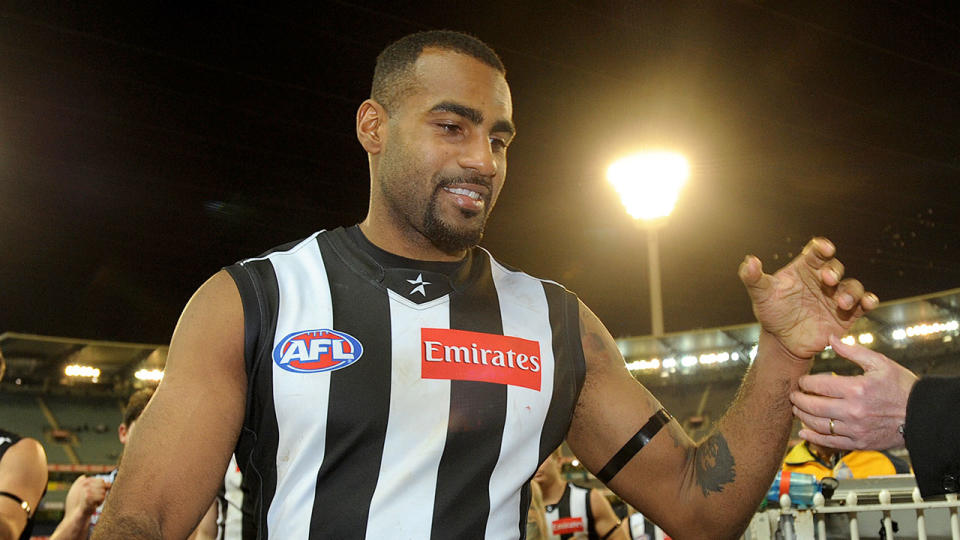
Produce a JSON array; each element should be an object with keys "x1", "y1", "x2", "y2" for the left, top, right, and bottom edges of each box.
[{"x1": 458, "y1": 135, "x2": 497, "y2": 177}]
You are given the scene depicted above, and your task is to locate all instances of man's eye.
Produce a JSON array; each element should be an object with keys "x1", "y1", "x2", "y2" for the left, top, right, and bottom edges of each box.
[
  {"x1": 490, "y1": 138, "x2": 508, "y2": 152},
  {"x1": 438, "y1": 123, "x2": 463, "y2": 135}
]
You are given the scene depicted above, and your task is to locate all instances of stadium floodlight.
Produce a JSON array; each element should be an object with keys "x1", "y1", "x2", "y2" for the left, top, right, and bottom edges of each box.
[
  {"x1": 606, "y1": 151, "x2": 690, "y2": 337},
  {"x1": 606, "y1": 152, "x2": 690, "y2": 221},
  {"x1": 858, "y1": 333, "x2": 874, "y2": 345},
  {"x1": 841, "y1": 335, "x2": 856, "y2": 346}
]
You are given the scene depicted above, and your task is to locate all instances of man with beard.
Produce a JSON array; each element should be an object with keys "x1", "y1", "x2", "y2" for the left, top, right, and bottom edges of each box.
[
  {"x1": 0, "y1": 351, "x2": 49, "y2": 540},
  {"x1": 95, "y1": 30, "x2": 878, "y2": 539}
]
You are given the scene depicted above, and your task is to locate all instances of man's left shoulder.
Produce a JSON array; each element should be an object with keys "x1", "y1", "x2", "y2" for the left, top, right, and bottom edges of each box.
[{"x1": 482, "y1": 248, "x2": 576, "y2": 294}]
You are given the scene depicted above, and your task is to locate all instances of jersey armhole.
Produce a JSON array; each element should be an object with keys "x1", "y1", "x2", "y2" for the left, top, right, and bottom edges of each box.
[{"x1": 223, "y1": 264, "x2": 264, "y2": 376}]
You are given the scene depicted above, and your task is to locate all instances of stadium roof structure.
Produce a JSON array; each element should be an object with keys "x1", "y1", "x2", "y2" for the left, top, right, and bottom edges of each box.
[
  {"x1": 1, "y1": 288, "x2": 959, "y2": 394},
  {"x1": 0, "y1": 332, "x2": 166, "y2": 395},
  {"x1": 619, "y1": 287, "x2": 960, "y2": 386}
]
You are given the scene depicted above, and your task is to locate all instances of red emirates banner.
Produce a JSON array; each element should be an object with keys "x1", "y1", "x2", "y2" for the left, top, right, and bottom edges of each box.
[{"x1": 421, "y1": 328, "x2": 542, "y2": 391}]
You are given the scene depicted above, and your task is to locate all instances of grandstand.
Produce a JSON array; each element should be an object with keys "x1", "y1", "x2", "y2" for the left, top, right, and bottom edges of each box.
[{"x1": 0, "y1": 334, "x2": 165, "y2": 532}]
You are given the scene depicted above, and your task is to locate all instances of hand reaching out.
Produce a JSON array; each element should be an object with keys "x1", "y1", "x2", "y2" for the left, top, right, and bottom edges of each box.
[
  {"x1": 791, "y1": 335, "x2": 918, "y2": 450},
  {"x1": 738, "y1": 237, "x2": 879, "y2": 359}
]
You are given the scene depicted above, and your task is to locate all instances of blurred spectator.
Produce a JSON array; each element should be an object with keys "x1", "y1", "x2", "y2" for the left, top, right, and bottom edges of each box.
[
  {"x1": 782, "y1": 438, "x2": 910, "y2": 481},
  {"x1": 0, "y1": 350, "x2": 49, "y2": 540},
  {"x1": 50, "y1": 389, "x2": 153, "y2": 540},
  {"x1": 526, "y1": 480, "x2": 549, "y2": 540}
]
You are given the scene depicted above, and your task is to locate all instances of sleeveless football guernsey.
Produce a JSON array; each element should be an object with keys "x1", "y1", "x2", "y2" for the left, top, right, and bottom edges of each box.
[{"x1": 224, "y1": 226, "x2": 586, "y2": 539}]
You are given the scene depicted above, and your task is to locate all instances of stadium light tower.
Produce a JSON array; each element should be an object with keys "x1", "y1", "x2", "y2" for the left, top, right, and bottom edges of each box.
[{"x1": 607, "y1": 151, "x2": 689, "y2": 336}]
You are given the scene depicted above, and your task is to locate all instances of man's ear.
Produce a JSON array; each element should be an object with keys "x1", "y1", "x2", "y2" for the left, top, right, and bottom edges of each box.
[
  {"x1": 357, "y1": 99, "x2": 388, "y2": 154},
  {"x1": 117, "y1": 423, "x2": 128, "y2": 445}
]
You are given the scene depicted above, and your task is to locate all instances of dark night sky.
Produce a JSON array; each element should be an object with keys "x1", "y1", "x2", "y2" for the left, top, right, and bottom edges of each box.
[{"x1": 2, "y1": 1, "x2": 959, "y2": 345}]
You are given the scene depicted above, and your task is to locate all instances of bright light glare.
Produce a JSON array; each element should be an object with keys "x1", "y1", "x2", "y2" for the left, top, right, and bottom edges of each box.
[
  {"x1": 858, "y1": 333, "x2": 874, "y2": 345},
  {"x1": 905, "y1": 320, "x2": 959, "y2": 337},
  {"x1": 841, "y1": 335, "x2": 856, "y2": 346},
  {"x1": 662, "y1": 357, "x2": 677, "y2": 369},
  {"x1": 626, "y1": 359, "x2": 661, "y2": 371},
  {"x1": 699, "y1": 351, "x2": 730, "y2": 365},
  {"x1": 607, "y1": 152, "x2": 690, "y2": 220},
  {"x1": 65, "y1": 364, "x2": 100, "y2": 378},
  {"x1": 680, "y1": 355, "x2": 698, "y2": 367},
  {"x1": 135, "y1": 369, "x2": 165, "y2": 382}
]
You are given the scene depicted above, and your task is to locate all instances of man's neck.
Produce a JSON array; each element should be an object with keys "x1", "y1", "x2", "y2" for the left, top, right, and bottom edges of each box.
[{"x1": 358, "y1": 217, "x2": 467, "y2": 262}]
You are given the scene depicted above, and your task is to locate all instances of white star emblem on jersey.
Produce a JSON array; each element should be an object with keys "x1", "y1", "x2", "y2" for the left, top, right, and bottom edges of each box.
[{"x1": 407, "y1": 273, "x2": 431, "y2": 296}]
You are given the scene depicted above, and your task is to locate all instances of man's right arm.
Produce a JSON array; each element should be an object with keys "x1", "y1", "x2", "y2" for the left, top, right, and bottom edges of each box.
[{"x1": 93, "y1": 270, "x2": 247, "y2": 539}]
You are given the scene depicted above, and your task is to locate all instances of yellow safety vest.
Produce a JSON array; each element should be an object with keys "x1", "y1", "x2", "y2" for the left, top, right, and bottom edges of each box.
[{"x1": 782, "y1": 442, "x2": 909, "y2": 481}]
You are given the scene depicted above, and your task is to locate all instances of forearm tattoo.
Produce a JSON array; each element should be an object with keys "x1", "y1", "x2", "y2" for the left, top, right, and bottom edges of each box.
[{"x1": 694, "y1": 433, "x2": 736, "y2": 496}]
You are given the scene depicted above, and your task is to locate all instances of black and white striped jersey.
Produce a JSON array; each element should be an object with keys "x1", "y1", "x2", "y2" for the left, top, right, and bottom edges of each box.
[
  {"x1": 216, "y1": 455, "x2": 249, "y2": 540},
  {"x1": 224, "y1": 226, "x2": 586, "y2": 540},
  {"x1": 544, "y1": 483, "x2": 597, "y2": 540}
]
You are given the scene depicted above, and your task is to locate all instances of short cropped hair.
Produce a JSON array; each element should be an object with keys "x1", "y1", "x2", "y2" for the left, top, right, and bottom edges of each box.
[
  {"x1": 122, "y1": 388, "x2": 155, "y2": 427},
  {"x1": 371, "y1": 30, "x2": 505, "y2": 113}
]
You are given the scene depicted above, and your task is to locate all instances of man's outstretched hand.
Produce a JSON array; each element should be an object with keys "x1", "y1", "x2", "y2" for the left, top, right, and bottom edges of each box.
[{"x1": 738, "y1": 237, "x2": 879, "y2": 359}]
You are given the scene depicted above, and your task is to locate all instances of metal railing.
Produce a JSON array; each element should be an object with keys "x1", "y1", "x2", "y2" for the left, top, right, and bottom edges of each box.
[{"x1": 743, "y1": 476, "x2": 960, "y2": 540}]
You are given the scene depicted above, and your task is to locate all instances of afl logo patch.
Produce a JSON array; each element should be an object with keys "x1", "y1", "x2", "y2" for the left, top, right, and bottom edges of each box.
[{"x1": 273, "y1": 329, "x2": 363, "y2": 374}]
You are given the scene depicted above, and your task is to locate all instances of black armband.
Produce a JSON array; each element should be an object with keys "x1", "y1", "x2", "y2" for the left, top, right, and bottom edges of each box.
[{"x1": 596, "y1": 408, "x2": 672, "y2": 484}]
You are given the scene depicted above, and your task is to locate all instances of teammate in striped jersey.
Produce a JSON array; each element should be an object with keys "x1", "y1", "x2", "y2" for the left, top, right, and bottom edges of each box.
[
  {"x1": 0, "y1": 352, "x2": 49, "y2": 540},
  {"x1": 95, "y1": 30, "x2": 878, "y2": 539},
  {"x1": 534, "y1": 448, "x2": 625, "y2": 539}
]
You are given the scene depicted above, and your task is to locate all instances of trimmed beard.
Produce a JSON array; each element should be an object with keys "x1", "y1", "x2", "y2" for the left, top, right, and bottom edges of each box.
[{"x1": 422, "y1": 178, "x2": 488, "y2": 254}]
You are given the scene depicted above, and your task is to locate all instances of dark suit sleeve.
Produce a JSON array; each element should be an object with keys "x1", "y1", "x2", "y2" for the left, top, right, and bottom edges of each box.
[{"x1": 905, "y1": 376, "x2": 960, "y2": 497}]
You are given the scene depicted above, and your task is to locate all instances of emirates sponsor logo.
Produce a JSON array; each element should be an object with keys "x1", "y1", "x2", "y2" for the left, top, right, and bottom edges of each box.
[
  {"x1": 552, "y1": 517, "x2": 585, "y2": 535},
  {"x1": 421, "y1": 328, "x2": 542, "y2": 391}
]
